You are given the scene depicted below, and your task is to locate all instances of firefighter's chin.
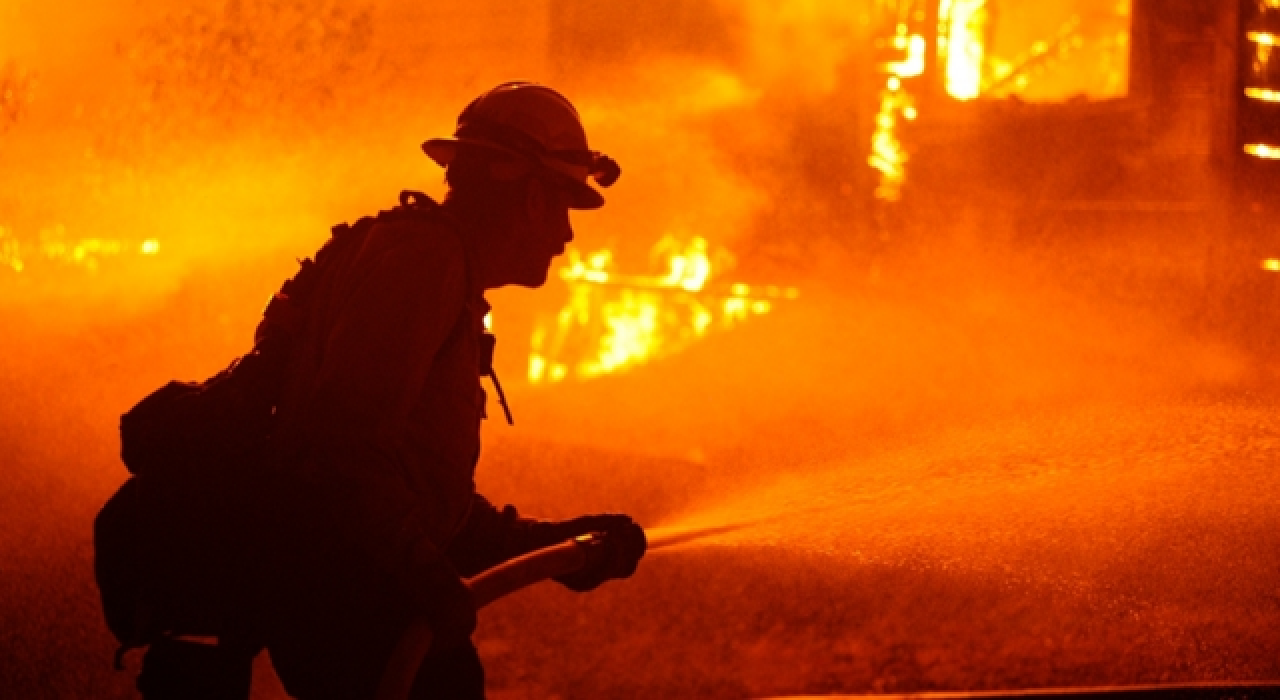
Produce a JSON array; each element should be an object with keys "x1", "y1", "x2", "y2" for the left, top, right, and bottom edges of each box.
[{"x1": 511, "y1": 257, "x2": 554, "y2": 289}]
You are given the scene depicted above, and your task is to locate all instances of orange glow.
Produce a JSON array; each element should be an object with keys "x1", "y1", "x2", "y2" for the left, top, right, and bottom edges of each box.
[
  {"x1": 0, "y1": 222, "x2": 153, "y2": 273},
  {"x1": 4, "y1": 3, "x2": 1277, "y2": 699},
  {"x1": 0, "y1": 225, "x2": 21, "y2": 272},
  {"x1": 978, "y1": 2, "x2": 1128, "y2": 101}
]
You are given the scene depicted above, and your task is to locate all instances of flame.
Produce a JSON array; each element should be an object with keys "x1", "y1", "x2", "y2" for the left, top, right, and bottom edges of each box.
[
  {"x1": 1245, "y1": 144, "x2": 1280, "y2": 160},
  {"x1": 886, "y1": 26, "x2": 927, "y2": 78},
  {"x1": 0, "y1": 223, "x2": 156, "y2": 274},
  {"x1": 1248, "y1": 31, "x2": 1280, "y2": 47},
  {"x1": 868, "y1": 15, "x2": 924, "y2": 203},
  {"x1": 943, "y1": 0, "x2": 987, "y2": 100},
  {"x1": 868, "y1": 84, "x2": 913, "y2": 202},
  {"x1": 528, "y1": 237, "x2": 797, "y2": 384},
  {"x1": 949, "y1": 3, "x2": 1128, "y2": 102},
  {"x1": 866, "y1": 4, "x2": 935, "y2": 203},
  {"x1": 1245, "y1": 87, "x2": 1280, "y2": 102}
]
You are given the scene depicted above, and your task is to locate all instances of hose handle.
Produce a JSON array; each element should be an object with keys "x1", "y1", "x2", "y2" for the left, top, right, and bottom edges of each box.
[{"x1": 375, "y1": 534, "x2": 599, "y2": 700}]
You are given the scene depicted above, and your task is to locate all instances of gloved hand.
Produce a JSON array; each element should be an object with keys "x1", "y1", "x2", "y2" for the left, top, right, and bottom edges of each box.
[{"x1": 541, "y1": 514, "x2": 647, "y2": 593}]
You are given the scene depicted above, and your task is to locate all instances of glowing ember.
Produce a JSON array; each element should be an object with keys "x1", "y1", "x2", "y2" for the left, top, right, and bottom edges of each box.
[
  {"x1": 1248, "y1": 31, "x2": 1279, "y2": 47},
  {"x1": 1261, "y1": 259, "x2": 1280, "y2": 272},
  {"x1": 1244, "y1": 143, "x2": 1280, "y2": 160},
  {"x1": 528, "y1": 237, "x2": 796, "y2": 384},
  {"x1": 886, "y1": 26, "x2": 927, "y2": 78},
  {"x1": 1245, "y1": 86, "x2": 1280, "y2": 102}
]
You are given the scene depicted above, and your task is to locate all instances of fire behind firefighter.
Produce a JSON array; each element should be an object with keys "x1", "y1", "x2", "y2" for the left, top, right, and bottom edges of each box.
[{"x1": 115, "y1": 82, "x2": 646, "y2": 699}]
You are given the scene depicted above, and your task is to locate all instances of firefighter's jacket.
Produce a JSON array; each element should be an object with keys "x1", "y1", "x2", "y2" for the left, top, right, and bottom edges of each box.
[{"x1": 269, "y1": 207, "x2": 515, "y2": 602}]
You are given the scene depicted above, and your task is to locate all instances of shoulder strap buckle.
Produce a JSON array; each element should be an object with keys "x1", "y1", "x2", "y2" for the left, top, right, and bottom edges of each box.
[{"x1": 399, "y1": 190, "x2": 437, "y2": 210}]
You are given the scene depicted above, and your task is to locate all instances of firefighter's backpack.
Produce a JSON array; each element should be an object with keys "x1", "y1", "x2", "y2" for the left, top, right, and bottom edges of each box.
[{"x1": 92, "y1": 192, "x2": 442, "y2": 663}]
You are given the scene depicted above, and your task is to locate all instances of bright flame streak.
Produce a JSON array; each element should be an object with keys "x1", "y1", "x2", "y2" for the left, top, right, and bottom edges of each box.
[
  {"x1": 661, "y1": 237, "x2": 712, "y2": 292},
  {"x1": 1248, "y1": 31, "x2": 1279, "y2": 47},
  {"x1": 723, "y1": 297, "x2": 749, "y2": 322},
  {"x1": 1245, "y1": 87, "x2": 1280, "y2": 102},
  {"x1": 869, "y1": 86, "x2": 912, "y2": 201},
  {"x1": 946, "y1": 0, "x2": 987, "y2": 100},
  {"x1": 1244, "y1": 143, "x2": 1280, "y2": 160},
  {"x1": 1, "y1": 224, "x2": 153, "y2": 272},
  {"x1": 939, "y1": 0, "x2": 957, "y2": 31},
  {"x1": 483, "y1": 312, "x2": 492, "y2": 331},
  {"x1": 560, "y1": 248, "x2": 611, "y2": 284},
  {"x1": 1261, "y1": 259, "x2": 1280, "y2": 272},
  {"x1": 140, "y1": 239, "x2": 160, "y2": 255},
  {"x1": 888, "y1": 35, "x2": 927, "y2": 78},
  {"x1": 0, "y1": 225, "x2": 19, "y2": 272},
  {"x1": 584, "y1": 289, "x2": 661, "y2": 378}
]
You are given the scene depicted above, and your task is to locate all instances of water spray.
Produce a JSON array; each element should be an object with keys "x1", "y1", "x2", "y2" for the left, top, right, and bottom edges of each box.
[{"x1": 645, "y1": 519, "x2": 762, "y2": 550}]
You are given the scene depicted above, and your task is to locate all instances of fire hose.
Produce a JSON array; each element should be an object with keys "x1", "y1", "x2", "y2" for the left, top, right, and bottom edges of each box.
[{"x1": 376, "y1": 522, "x2": 749, "y2": 700}]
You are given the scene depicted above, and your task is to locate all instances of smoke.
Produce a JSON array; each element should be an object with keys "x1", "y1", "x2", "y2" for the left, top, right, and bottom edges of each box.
[{"x1": 0, "y1": 0, "x2": 880, "y2": 318}]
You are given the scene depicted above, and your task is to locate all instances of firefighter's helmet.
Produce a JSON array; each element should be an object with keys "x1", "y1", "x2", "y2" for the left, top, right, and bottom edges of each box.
[{"x1": 423, "y1": 82, "x2": 620, "y2": 210}]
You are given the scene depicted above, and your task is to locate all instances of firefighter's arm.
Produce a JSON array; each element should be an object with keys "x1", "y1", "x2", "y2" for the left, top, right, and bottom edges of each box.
[
  {"x1": 304, "y1": 226, "x2": 475, "y2": 645},
  {"x1": 447, "y1": 494, "x2": 647, "y2": 591}
]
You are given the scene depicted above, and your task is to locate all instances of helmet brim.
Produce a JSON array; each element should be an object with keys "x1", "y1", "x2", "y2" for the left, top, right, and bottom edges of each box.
[{"x1": 423, "y1": 138, "x2": 605, "y2": 210}]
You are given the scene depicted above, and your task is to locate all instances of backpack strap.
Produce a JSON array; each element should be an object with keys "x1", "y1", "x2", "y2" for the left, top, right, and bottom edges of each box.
[{"x1": 389, "y1": 191, "x2": 516, "y2": 425}]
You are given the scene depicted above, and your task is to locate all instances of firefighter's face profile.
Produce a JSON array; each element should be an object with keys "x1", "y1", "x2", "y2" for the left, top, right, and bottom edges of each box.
[{"x1": 506, "y1": 178, "x2": 574, "y2": 288}]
